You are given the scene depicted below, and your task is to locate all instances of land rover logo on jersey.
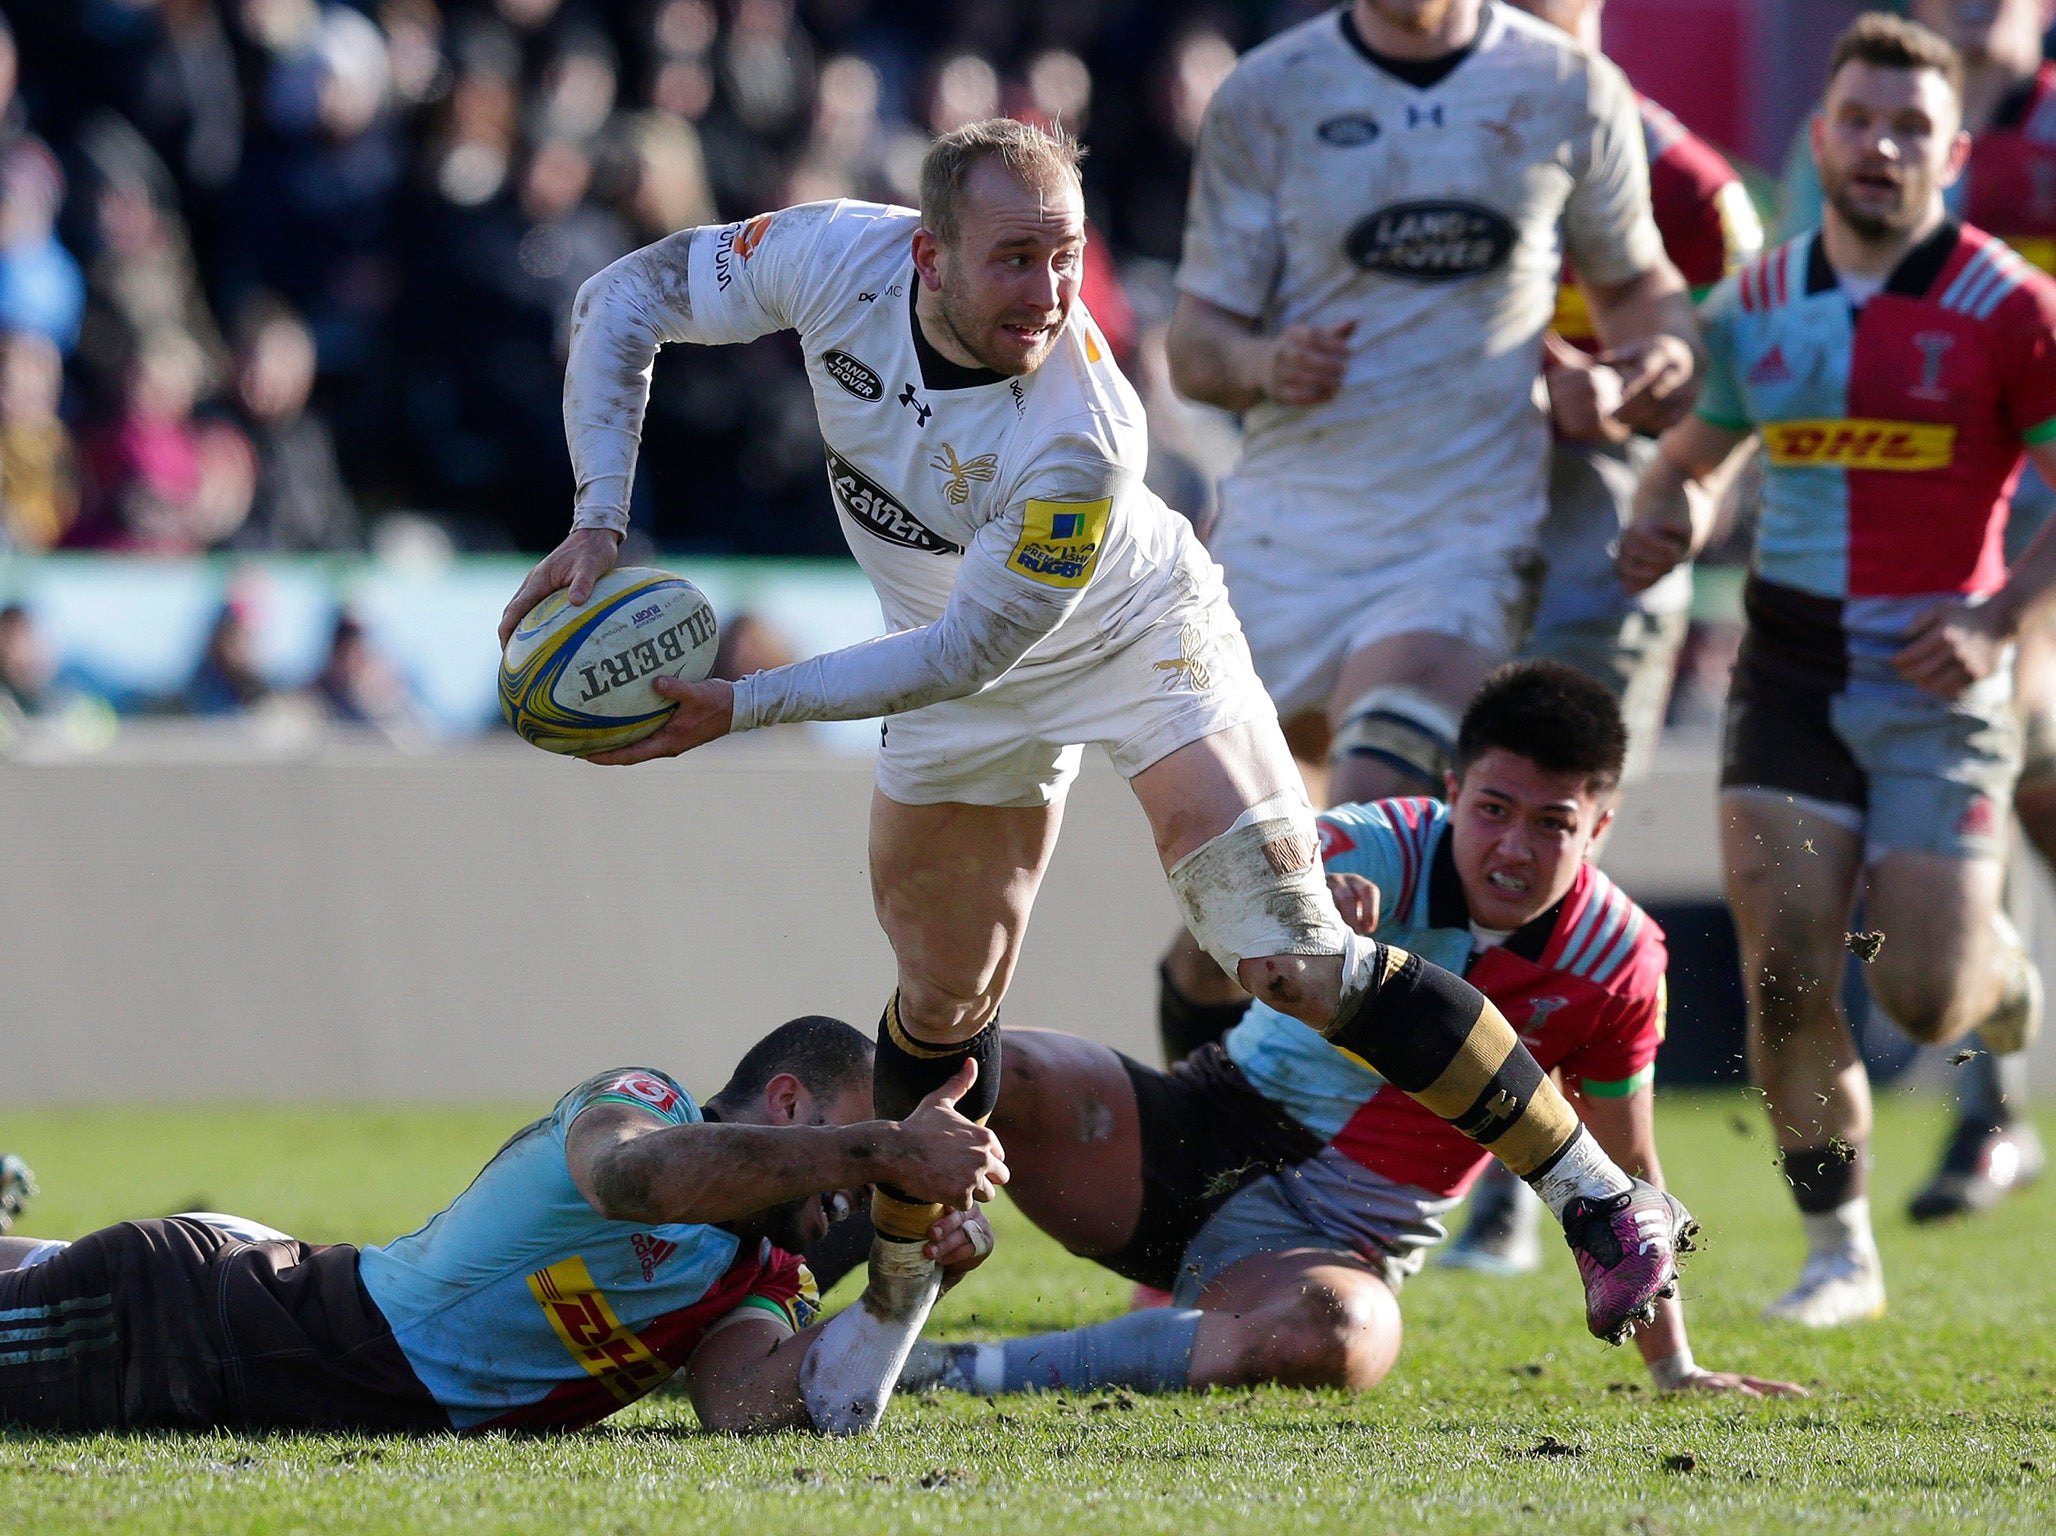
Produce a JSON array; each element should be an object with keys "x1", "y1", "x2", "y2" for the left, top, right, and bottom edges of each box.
[
  {"x1": 821, "y1": 350, "x2": 883, "y2": 400},
  {"x1": 825, "y1": 447, "x2": 961, "y2": 553},
  {"x1": 1317, "y1": 113, "x2": 1381, "y2": 147},
  {"x1": 1346, "y1": 200, "x2": 1515, "y2": 280}
]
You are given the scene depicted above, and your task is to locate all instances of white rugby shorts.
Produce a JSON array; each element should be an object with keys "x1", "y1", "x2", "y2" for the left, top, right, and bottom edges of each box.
[
  {"x1": 875, "y1": 555, "x2": 1276, "y2": 808},
  {"x1": 1211, "y1": 485, "x2": 1543, "y2": 719}
]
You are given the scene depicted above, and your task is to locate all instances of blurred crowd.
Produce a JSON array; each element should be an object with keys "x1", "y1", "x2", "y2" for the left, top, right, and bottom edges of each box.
[{"x1": 0, "y1": 0, "x2": 1278, "y2": 562}]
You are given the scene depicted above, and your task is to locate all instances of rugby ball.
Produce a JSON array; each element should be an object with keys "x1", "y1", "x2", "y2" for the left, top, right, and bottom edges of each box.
[{"x1": 500, "y1": 566, "x2": 719, "y2": 755}]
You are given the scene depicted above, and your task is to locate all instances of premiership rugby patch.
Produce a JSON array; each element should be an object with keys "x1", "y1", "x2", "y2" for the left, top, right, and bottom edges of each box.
[
  {"x1": 1762, "y1": 419, "x2": 1956, "y2": 470},
  {"x1": 1007, "y1": 497, "x2": 1110, "y2": 589}
]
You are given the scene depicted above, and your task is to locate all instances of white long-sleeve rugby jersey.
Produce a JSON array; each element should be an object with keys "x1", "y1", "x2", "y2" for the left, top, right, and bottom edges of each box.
[{"x1": 563, "y1": 199, "x2": 1201, "y2": 731}]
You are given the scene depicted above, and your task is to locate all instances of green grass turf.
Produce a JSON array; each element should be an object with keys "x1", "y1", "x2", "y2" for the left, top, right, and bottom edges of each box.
[{"x1": 2, "y1": 1091, "x2": 2051, "y2": 1535}]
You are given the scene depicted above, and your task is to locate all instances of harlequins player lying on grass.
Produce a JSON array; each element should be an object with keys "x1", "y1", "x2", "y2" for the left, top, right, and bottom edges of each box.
[{"x1": 0, "y1": 1018, "x2": 1003, "y2": 1436}]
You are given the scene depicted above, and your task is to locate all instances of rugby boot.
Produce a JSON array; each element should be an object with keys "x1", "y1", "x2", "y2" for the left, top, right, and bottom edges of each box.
[
  {"x1": 1438, "y1": 1163, "x2": 1543, "y2": 1277},
  {"x1": 1976, "y1": 911, "x2": 2042, "y2": 1056},
  {"x1": 1763, "y1": 1243, "x2": 1886, "y2": 1327},
  {"x1": 0, "y1": 1155, "x2": 37, "y2": 1237},
  {"x1": 1907, "y1": 1119, "x2": 2046, "y2": 1223},
  {"x1": 1562, "y1": 1178, "x2": 1695, "y2": 1344}
]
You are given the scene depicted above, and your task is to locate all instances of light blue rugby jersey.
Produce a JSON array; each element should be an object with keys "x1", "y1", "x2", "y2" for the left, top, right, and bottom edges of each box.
[{"x1": 357, "y1": 1068, "x2": 814, "y2": 1431}]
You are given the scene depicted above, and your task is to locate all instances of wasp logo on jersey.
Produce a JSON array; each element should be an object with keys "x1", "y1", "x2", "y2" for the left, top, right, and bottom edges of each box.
[
  {"x1": 1346, "y1": 200, "x2": 1515, "y2": 281},
  {"x1": 1007, "y1": 497, "x2": 1110, "y2": 589},
  {"x1": 931, "y1": 444, "x2": 999, "y2": 504},
  {"x1": 825, "y1": 447, "x2": 962, "y2": 553},
  {"x1": 1762, "y1": 418, "x2": 1957, "y2": 470}
]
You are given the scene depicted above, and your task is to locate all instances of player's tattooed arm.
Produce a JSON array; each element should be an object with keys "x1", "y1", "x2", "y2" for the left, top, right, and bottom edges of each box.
[
  {"x1": 564, "y1": 1062, "x2": 1007, "y2": 1226},
  {"x1": 1619, "y1": 416, "x2": 1754, "y2": 592}
]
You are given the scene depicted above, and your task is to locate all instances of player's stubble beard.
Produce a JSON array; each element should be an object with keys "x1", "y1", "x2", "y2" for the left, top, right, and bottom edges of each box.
[
  {"x1": 932, "y1": 263, "x2": 1067, "y2": 378},
  {"x1": 1361, "y1": 0, "x2": 1469, "y2": 37},
  {"x1": 1820, "y1": 156, "x2": 1933, "y2": 246}
]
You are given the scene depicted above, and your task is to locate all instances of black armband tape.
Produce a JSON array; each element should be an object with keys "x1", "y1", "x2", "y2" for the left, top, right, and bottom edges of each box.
[
  {"x1": 1326, "y1": 949, "x2": 1486, "y2": 1093},
  {"x1": 1450, "y1": 1045, "x2": 1546, "y2": 1145}
]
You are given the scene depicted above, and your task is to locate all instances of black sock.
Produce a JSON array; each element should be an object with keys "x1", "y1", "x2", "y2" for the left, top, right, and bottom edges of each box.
[
  {"x1": 871, "y1": 994, "x2": 1001, "y2": 1240},
  {"x1": 1781, "y1": 1142, "x2": 1864, "y2": 1213},
  {"x1": 1157, "y1": 963, "x2": 1250, "y2": 1064}
]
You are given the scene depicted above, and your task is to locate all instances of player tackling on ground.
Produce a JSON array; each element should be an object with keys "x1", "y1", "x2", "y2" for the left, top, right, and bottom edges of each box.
[
  {"x1": 0, "y1": 1017, "x2": 1004, "y2": 1434},
  {"x1": 1622, "y1": 13, "x2": 2056, "y2": 1326},
  {"x1": 500, "y1": 119, "x2": 1691, "y2": 1428},
  {"x1": 1153, "y1": 0, "x2": 1704, "y2": 1058},
  {"x1": 893, "y1": 665, "x2": 1798, "y2": 1399}
]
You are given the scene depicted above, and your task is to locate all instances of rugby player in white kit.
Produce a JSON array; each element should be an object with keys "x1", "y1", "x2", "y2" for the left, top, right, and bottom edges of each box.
[
  {"x1": 1156, "y1": 0, "x2": 1707, "y2": 1044},
  {"x1": 500, "y1": 119, "x2": 1691, "y2": 1434}
]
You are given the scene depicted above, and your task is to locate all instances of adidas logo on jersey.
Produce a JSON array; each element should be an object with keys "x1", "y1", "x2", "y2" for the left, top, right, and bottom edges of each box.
[
  {"x1": 631, "y1": 1232, "x2": 679, "y2": 1282},
  {"x1": 1747, "y1": 345, "x2": 1793, "y2": 384}
]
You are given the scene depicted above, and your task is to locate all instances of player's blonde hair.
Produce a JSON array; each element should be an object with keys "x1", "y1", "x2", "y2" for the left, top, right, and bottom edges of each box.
[{"x1": 920, "y1": 118, "x2": 1086, "y2": 248}]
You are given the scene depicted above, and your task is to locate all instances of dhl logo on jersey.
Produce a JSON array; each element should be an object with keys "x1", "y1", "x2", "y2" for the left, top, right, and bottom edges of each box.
[
  {"x1": 529, "y1": 1255, "x2": 673, "y2": 1405},
  {"x1": 1762, "y1": 419, "x2": 1956, "y2": 471}
]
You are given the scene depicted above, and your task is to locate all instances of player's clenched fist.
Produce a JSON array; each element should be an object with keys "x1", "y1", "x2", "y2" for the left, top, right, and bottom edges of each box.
[
  {"x1": 498, "y1": 526, "x2": 622, "y2": 648},
  {"x1": 1603, "y1": 333, "x2": 1699, "y2": 436},
  {"x1": 1327, "y1": 871, "x2": 1381, "y2": 936},
  {"x1": 1617, "y1": 477, "x2": 1710, "y2": 594},
  {"x1": 887, "y1": 1059, "x2": 1009, "y2": 1211},
  {"x1": 1266, "y1": 320, "x2": 1356, "y2": 406}
]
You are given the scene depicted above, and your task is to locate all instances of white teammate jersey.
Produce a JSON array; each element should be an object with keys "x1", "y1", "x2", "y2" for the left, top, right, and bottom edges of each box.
[
  {"x1": 1178, "y1": 2, "x2": 1664, "y2": 554},
  {"x1": 563, "y1": 199, "x2": 1197, "y2": 730}
]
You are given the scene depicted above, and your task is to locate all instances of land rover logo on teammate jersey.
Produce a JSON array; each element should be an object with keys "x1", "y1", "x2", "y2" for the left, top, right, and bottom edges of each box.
[
  {"x1": 821, "y1": 350, "x2": 883, "y2": 400},
  {"x1": 1346, "y1": 200, "x2": 1515, "y2": 280},
  {"x1": 1317, "y1": 113, "x2": 1381, "y2": 146},
  {"x1": 825, "y1": 447, "x2": 962, "y2": 552}
]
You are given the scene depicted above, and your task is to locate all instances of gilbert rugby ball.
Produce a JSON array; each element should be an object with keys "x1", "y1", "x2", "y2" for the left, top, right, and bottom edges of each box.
[{"x1": 500, "y1": 566, "x2": 719, "y2": 755}]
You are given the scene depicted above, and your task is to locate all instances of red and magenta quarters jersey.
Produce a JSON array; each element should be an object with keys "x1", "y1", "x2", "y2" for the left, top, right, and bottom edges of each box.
[
  {"x1": 356, "y1": 1069, "x2": 817, "y2": 1432},
  {"x1": 1225, "y1": 797, "x2": 1667, "y2": 1200},
  {"x1": 1696, "y1": 221, "x2": 2056, "y2": 630}
]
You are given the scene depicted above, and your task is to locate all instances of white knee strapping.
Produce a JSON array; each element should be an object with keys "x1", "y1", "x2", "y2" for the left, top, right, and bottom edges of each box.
[
  {"x1": 1329, "y1": 685, "x2": 1463, "y2": 783},
  {"x1": 1167, "y1": 791, "x2": 1349, "y2": 977}
]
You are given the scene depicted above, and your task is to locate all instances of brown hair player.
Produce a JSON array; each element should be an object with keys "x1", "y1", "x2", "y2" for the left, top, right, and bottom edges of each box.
[
  {"x1": 1626, "y1": 12, "x2": 2056, "y2": 1326},
  {"x1": 1780, "y1": 0, "x2": 2054, "y2": 1226}
]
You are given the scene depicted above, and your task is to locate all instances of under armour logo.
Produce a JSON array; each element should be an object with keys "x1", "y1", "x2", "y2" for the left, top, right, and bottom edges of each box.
[
  {"x1": 858, "y1": 291, "x2": 877, "y2": 303},
  {"x1": 898, "y1": 384, "x2": 931, "y2": 426},
  {"x1": 1484, "y1": 1090, "x2": 1520, "y2": 1122},
  {"x1": 1406, "y1": 104, "x2": 1445, "y2": 129}
]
